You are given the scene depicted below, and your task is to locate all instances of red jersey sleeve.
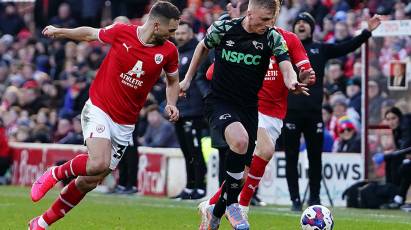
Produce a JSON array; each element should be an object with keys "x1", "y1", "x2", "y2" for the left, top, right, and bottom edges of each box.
[
  {"x1": 98, "y1": 23, "x2": 129, "y2": 44},
  {"x1": 287, "y1": 32, "x2": 311, "y2": 71},
  {"x1": 164, "y1": 45, "x2": 179, "y2": 77}
]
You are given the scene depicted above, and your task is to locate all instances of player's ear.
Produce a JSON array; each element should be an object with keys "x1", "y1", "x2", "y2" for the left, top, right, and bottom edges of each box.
[{"x1": 153, "y1": 21, "x2": 160, "y2": 32}]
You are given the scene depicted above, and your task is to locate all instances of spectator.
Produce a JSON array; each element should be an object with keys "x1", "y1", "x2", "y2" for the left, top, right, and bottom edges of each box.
[
  {"x1": 346, "y1": 77, "x2": 361, "y2": 116},
  {"x1": 0, "y1": 3, "x2": 26, "y2": 36},
  {"x1": 0, "y1": 119, "x2": 10, "y2": 184},
  {"x1": 331, "y1": 1, "x2": 351, "y2": 14},
  {"x1": 49, "y1": 3, "x2": 77, "y2": 28},
  {"x1": 378, "y1": 107, "x2": 411, "y2": 211},
  {"x1": 325, "y1": 59, "x2": 347, "y2": 95},
  {"x1": 335, "y1": 116, "x2": 361, "y2": 153},
  {"x1": 53, "y1": 118, "x2": 73, "y2": 143},
  {"x1": 380, "y1": 107, "x2": 411, "y2": 187},
  {"x1": 305, "y1": 0, "x2": 329, "y2": 29},
  {"x1": 368, "y1": 80, "x2": 385, "y2": 125},
  {"x1": 141, "y1": 105, "x2": 179, "y2": 148}
]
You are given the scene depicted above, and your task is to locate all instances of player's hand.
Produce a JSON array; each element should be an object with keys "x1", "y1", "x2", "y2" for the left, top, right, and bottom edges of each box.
[
  {"x1": 165, "y1": 104, "x2": 179, "y2": 122},
  {"x1": 299, "y1": 68, "x2": 316, "y2": 86},
  {"x1": 42, "y1": 25, "x2": 60, "y2": 39},
  {"x1": 367, "y1": 14, "x2": 382, "y2": 31},
  {"x1": 179, "y1": 78, "x2": 191, "y2": 97},
  {"x1": 290, "y1": 82, "x2": 309, "y2": 96}
]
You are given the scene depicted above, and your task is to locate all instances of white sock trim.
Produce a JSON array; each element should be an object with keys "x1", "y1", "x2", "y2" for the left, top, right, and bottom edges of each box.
[
  {"x1": 59, "y1": 195, "x2": 74, "y2": 208},
  {"x1": 38, "y1": 216, "x2": 49, "y2": 229},
  {"x1": 69, "y1": 160, "x2": 75, "y2": 177},
  {"x1": 51, "y1": 167, "x2": 58, "y2": 181},
  {"x1": 227, "y1": 171, "x2": 244, "y2": 180},
  {"x1": 247, "y1": 173, "x2": 262, "y2": 180}
]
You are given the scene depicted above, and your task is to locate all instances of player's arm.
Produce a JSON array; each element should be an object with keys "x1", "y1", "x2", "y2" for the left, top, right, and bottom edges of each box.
[
  {"x1": 279, "y1": 61, "x2": 308, "y2": 95},
  {"x1": 42, "y1": 25, "x2": 98, "y2": 42},
  {"x1": 165, "y1": 72, "x2": 180, "y2": 122},
  {"x1": 180, "y1": 20, "x2": 227, "y2": 92},
  {"x1": 287, "y1": 32, "x2": 316, "y2": 85},
  {"x1": 180, "y1": 40, "x2": 210, "y2": 92},
  {"x1": 164, "y1": 47, "x2": 180, "y2": 122}
]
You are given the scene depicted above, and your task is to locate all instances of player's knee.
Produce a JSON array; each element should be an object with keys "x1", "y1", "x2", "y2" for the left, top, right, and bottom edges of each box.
[
  {"x1": 87, "y1": 157, "x2": 110, "y2": 175},
  {"x1": 230, "y1": 136, "x2": 249, "y2": 154},
  {"x1": 257, "y1": 145, "x2": 275, "y2": 161}
]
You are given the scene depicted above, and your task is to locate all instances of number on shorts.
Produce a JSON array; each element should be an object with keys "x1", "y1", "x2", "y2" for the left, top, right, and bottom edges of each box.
[{"x1": 114, "y1": 144, "x2": 126, "y2": 159}]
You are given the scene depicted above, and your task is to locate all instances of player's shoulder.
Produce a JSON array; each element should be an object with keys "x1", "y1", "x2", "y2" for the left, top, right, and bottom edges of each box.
[
  {"x1": 163, "y1": 40, "x2": 177, "y2": 51},
  {"x1": 210, "y1": 17, "x2": 242, "y2": 31},
  {"x1": 273, "y1": 27, "x2": 299, "y2": 42},
  {"x1": 107, "y1": 22, "x2": 136, "y2": 31}
]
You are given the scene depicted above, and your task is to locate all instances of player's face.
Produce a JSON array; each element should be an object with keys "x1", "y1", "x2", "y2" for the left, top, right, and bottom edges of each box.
[
  {"x1": 153, "y1": 19, "x2": 179, "y2": 45},
  {"x1": 294, "y1": 20, "x2": 311, "y2": 40},
  {"x1": 248, "y1": 7, "x2": 275, "y2": 34},
  {"x1": 174, "y1": 24, "x2": 192, "y2": 47}
]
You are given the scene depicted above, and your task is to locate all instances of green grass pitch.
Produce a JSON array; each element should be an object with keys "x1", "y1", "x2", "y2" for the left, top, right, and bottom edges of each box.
[{"x1": 1, "y1": 186, "x2": 410, "y2": 229}]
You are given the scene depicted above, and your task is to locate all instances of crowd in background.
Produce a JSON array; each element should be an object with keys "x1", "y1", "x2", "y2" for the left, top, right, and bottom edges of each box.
[{"x1": 0, "y1": 0, "x2": 411, "y2": 180}]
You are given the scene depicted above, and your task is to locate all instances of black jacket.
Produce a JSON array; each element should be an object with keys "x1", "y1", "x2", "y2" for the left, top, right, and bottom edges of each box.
[
  {"x1": 393, "y1": 114, "x2": 411, "y2": 150},
  {"x1": 176, "y1": 38, "x2": 204, "y2": 118},
  {"x1": 337, "y1": 133, "x2": 361, "y2": 153},
  {"x1": 287, "y1": 29, "x2": 372, "y2": 113}
]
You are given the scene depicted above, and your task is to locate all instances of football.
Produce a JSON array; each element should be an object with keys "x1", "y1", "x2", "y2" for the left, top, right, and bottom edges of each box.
[{"x1": 300, "y1": 205, "x2": 334, "y2": 230}]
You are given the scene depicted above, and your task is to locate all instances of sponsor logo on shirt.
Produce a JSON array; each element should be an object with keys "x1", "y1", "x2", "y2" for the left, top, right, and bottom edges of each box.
[
  {"x1": 221, "y1": 48, "x2": 261, "y2": 65},
  {"x1": 120, "y1": 73, "x2": 144, "y2": 89}
]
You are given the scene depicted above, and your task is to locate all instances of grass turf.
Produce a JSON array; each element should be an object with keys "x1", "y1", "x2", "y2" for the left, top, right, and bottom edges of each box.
[{"x1": 1, "y1": 186, "x2": 410, "y2": 229}]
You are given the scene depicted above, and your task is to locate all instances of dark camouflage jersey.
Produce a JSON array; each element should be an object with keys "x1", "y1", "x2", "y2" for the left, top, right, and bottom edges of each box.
[{"x1": 204, "y1": 17, "x2": 289, "y2": 107}]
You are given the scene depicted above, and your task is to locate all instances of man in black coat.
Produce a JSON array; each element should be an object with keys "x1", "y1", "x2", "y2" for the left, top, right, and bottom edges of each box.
[
  {"x1": 284, "y1": 12, "x2": 382, "y2": 211},
  {"x1": 173, "y1": 22, "x2": 207, "y2": 200}
]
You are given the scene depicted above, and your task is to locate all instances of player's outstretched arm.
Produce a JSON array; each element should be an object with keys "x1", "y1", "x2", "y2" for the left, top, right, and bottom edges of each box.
[
  {"x1": 279, "y1": 60, "x2": 309, "y2": 96},
  {"x1": 180, "y1": 40, "x2": 210, "y2": 92},
  {"x1": 165, "y1": 72, "x2": 180, "y2": 122},
  {"x1": 42, "y1": 25, "x2": 99, "y2": 42}
]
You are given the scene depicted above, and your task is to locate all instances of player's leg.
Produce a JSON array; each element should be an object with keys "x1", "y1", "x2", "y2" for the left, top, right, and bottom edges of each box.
[
  {"x1": 239, "y1": 114, "x2": 282, "y2": 208},
  {"x1": 239, "y1": 130, "x2": 273, "y2": 206},
  {"x1": 283, "y1": 113, "x2": 303, "y2": 211},
  {"x1": 303, "y1": 113, "x2": 323, "y2": 205},
  {"x1": 31, "y1": 101, "x2": 113, "y2": 202},
  {"x1": 223, "y1": 107, "x2": 258, "y2": 229},
  {"x1": 30, "y1": 171, "x2": 111, "y2": 229}
]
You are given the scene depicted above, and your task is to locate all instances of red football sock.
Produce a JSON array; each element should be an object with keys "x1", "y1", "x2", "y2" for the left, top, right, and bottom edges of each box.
[
  {"x1": 209, "y1": 181, "x2": 225, "y2": 205},
  {"x1": 239, "y1": 155, "x2": 268, "y2": 206},
  {"x1": 53, "y1": 154, "x2": 88, "y2": 181},
  {"x1": 42, "y1": 179, "x2": 86, "y2": 225}
]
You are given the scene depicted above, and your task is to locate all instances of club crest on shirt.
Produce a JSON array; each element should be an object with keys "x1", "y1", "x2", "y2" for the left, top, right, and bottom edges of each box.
[
  {"x1": 96, "y1": 124, "x2": 105, "y2": 133},
  {"x1": 155, "y1": 54, "x2": 163, "y2": 64},
  {"x1": 252, "y1": 41, "x2": 264, "y2": 50}
]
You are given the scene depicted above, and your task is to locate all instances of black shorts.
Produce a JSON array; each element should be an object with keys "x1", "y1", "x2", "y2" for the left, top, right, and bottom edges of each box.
[{"x1": 204, "y1": 96, "x2": 257, "y2": 166}]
